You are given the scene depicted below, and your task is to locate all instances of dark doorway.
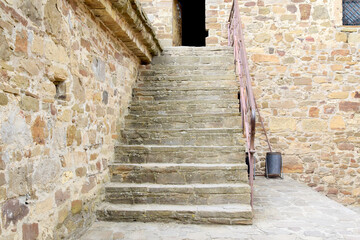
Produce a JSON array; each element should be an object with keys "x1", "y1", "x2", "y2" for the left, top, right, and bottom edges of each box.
[{"x1": 178, "y1": 0, "x2": 207, "y2": 46}]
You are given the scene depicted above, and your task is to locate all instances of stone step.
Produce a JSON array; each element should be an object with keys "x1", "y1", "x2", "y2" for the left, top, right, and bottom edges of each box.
[
  {"x1": 136, "y1": 80, "x2": 239, "y2": 88},
  {"x1": 128, "y1": 100, "x2": 239, "y2": 115},
  {"x1": 140, "y1": 74, "x2": 236, "y2": 82},
  {"x1": 125, "y1": 113, "x2": 241, "y2": 129},
  {"x1": 114, "y1": 145, "x2": 245, "y2": 164},
  {"x1": 96, "y1": 203, "x2": 252, "y2": 225},
  {"x1": 104, "y1": 183, "x2": 251, "y2": 205},
  {"x1": 151, "y1": 55, "x2": 234, "y2": 66},
  {"x1": 109, "y1": 163, "x2": 248, "y2": 184},
  {"x1": 140, "y1": 69, "x2": 234, "y2": 77},
  {"x1": 133, "y1": 85, "x2": 237, "y2": 92},
  {"x1": 119, "y1": 128, "x2": 244, "y2": 146},
  {"x1": 132, "y1": 89, "x2": 238, "y2": 101},
  {"x1": 161, "y1": 46, "x2": 233, "y2": 56}
]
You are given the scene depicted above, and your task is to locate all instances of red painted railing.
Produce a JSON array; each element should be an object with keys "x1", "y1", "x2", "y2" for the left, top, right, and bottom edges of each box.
[{"x1": 228, "y1": 0, "x2": 256, "y2": 208}]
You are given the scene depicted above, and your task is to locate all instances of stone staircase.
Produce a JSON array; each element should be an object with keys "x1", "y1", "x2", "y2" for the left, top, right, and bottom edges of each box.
[{"x1": 96, "y1": 47, "x2": 253, "y2": 225}]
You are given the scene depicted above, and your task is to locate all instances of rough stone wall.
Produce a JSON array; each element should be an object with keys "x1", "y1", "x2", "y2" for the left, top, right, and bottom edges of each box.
[
  {"x1": 0, "y1": 0, "x2": 140, "y2": 239},
  {"x1": 233, "y1": 0, "x2": 360, "y2": 206},
  {"x1": 139, "y1": 0, "x2": 173, "y2": 47}
]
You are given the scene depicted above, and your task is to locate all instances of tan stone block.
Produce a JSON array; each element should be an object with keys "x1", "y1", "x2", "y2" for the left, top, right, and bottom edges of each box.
[
  {"x1": 269, "y1": 117, "x2": 297, "y2": 132},
  {"x1": 348, "y1": 33, "x2": 360, "y2": 44},
  {"x1": 254, "y1": 33, "x2": 270, "y2": 43},
  {"x1": 34, "y1": 197, "x2": 54, "y2": 215},
  {"x1": 281, "y1": 15, "x2": 296, "y2": 21},
  {"x1": 353, "y1": 188, "x2": 360, "y2": 197},
  {"x1": 251, "y1": 54, "x2": 279, "y2": 63},
  {"x1": 331, "y1": 65, "x2": 343, "y2": 71},
  {"x1": 20, "y1": 95, "x2": 39, "y2": 112},
  {"x1": 301, "y1": 119, "x2": 327, "y2": 132},
  {"x1": 299, "y1": 4, "x2": 311, "y2": 20},
  {"x1": 328, "y1": 92, "x2": 348, "y2": 99},
  {"x1": 0, "y1": 93, "x2": 8, "y2": 106},
  {"x1": 330, "y1": 116, "x2": 346, "y2": 130},
  {"x1": 335, "y1": 32, "x2": 347, "y2": 42},
  {"x1": 31, "y1": 35, "x2": 44, "y2": 55},
  {"x1": 20, "y1": 59, "x2": 40, "y2": 76},
  {"x1": 61, "y1": 171, "x2": 73, "y2": 184},
  {"x1": 309, "y1": 107, "x2": 319, "y2": 117},
  {"x1": 58, "y1": 109, "x2": 72, "y2": 122},
  {"x1": 31, "y1": 116, "x2": 48, "y2": 145},
  {"x1": 284, "y1": 33, "x2": 294, "y2": 42},
  {"x1": 273, "y1": 6, "x2": 285, "y2": 14},
  {"x1": 12, "y1": 75, "x2": 30, "y2": 89},
  {"x1": 58, "y1": 207, "x2": 68, "y2": 224},
  {"x1": 71, "y1": 200, "x2": 82, "y2": 214},
  {"x1": 313, "y1": 76, "x2": 327, "y2": 83},
  {"x1": 15, "y1": 30, "x2": 28, "y2": 54},
  {"x1": 294, "y1": 78, "x2": 311, "y2": 85},
  {"x1": 322, "y1": 176, "x2": 335, "y2": 184},
  {"x1": 45, "y1": 40, "x2": 69, "y2": 64},
  {"x1": 47, "y1": 65, "x2": 68, "y2": 82},
  {"x1": 283, "y1": 155, "x2": 303, "y2": 173}
]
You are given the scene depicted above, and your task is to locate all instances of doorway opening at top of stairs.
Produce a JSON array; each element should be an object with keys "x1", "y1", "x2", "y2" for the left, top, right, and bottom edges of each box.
[{"x1": 174, "y1": 0, "x2": 208, "y2": 47}]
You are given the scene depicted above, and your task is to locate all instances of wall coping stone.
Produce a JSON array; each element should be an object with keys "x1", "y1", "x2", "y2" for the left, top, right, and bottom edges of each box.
[{"x1": 83, "y1": 0, "x2": 162, "y2": 64}]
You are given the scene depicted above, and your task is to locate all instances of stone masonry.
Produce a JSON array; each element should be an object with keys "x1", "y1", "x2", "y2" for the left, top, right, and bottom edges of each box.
[
  {"x1": 0, "y1": 0, "x2": 159, "y2": 239},
  {"x1": 139, "y1": 0, "x2": 360, "y2": 206}
]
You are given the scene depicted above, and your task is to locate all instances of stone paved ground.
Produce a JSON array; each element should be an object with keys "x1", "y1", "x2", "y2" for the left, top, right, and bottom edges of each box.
[{"x1": 80, "y1": 176, "x2": 360, "y2": 240}]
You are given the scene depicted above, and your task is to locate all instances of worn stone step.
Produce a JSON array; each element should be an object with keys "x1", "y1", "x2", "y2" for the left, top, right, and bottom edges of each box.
[
  {"x1": 151, "y1": 55, "x2": 234, "y2": 66},
  {"x1": 120, "y1": 128, "x2": 244, "y2": 146},
  {"x1": 140, "y1": 74, "x2": 236, "y2": 82},
  {"x1": 96, "y1": 203, "x2": 252, "y2": 225},
  {"x1": 161, "y1": 46, "x2": 233, "y2": 56},
  {"x1": 133, "y1": 89, "x2": 238, "y2": 101},
  {"x1": 128, "y1": 100, "x2": 239, "y2": 115},
  {"x1": 125, "y1": 113, "x2": 241, "y2": 129},
  {"x1": 109, "y1": 163, "x2": 248, "y2": 184},
  {"x1": 136, "y1": 80, "x2": 239, "y2": 89},
  {"x1": 133, "y1": 86, "x2": 237, "y2": 93},
  {"x1": 114, "y1": 145, "x2": 245, "y2": 164},
  {"x1": 140, "y1": 69, "x2": 234, "y2": 77},
  {"x1": 105, "y1": 183, "x2": 251, "y2": 205}
]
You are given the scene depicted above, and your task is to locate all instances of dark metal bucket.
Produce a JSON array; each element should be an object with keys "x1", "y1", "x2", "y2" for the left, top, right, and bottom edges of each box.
[{"x1": 265, "y1": 152, "x2": 283, "y2": 178}]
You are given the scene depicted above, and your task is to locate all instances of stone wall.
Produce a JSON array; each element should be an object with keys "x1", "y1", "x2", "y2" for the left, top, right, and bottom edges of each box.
[
  {"x1": 232, "y1": 0, "x2": 360, "y2": 206},
  {"x1": 0, "y1": 0, "x2": 158, "y2": 238}
]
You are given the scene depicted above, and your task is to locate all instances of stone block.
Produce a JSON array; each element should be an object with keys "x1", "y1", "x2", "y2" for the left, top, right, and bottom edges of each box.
[
  {"x1": 251, "y1": 54, "x2": 279, "y2": 63},
  {"x1": 20, "y1": 96, "x2": 39, "y2": 112},
  {"x1": 31, "y1": 116, "x2": 48, "y2": 145},
  {"x1": 301, "y1": 119, "x2": 327, "y2": 132},
  {"x1": 299, "y1": 4, "x2": 311, "y2": 20},
  {"x1": 312, "y1": 6, "x2": 329, "y2": 20},
  {"x1": 55, "y1": 188, "x2": 70, "y2": 206},
  {"x1": 15, "y1": 30, "x2": 28, "y2": 53},
  {"x1": 330, "y1": 116, "x2": 345, "y2": 130},
  {"x1": 269, "y1": 117, "x2": 297, "y2": 132},
  {"x1": 22, "y1": 223, "x2": 39, "y2": 240},
  {"x1": 0, "y1": 32, "x2": 10, "y2": 61},
  {"x1": 1, "y1": 199, "x2": 29, "y2": 228},
  {"x1": 335, "y1": 32, "x2": 347, "y2": 42},
  {"x1": 0, "y1": 92, "x2": 8, "y2": 105},
  {"x1": 348, "y1": 33, "x2": 360, "y2": 45},
  {"x1": 71, "y1": 200, "x2": 82, "y2": 214},
  {"x1": 328, "y1": 92, "x2": 348, "y2": 99}
]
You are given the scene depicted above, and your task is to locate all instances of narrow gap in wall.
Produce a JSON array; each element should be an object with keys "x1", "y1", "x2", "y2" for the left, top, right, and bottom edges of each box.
[
  {"x1": 54, "y1": 81, "x2": 66, "y2": 100},
  {"x1": 178, "y1": 0, "x2": 207, "y2": 47}
]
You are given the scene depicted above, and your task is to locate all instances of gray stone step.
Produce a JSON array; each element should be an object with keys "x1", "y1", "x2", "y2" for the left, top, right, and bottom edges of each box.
[
  {"x1": 133, "y1": 89, "x2": 238, "y2": 101},
  {"x1": 161, "y1": 46, "x2": 233, "y2": 56},
  {"x1": 140, "y1": 69, "x2": 234, "y2": 77},
  {"x1": 136, "y1": 80, "x2": 239, "y2": 88},
  {"x1": 125, "y1": 113, "x2": 241, "y2": 129},
  {"x1": 119, "y1": 128, "x2": 244, "y2": 146},
  {"x1": 139, "y1": 74, "x2": 236, "y2": 82},
  {"x1": 96, "y1": 203, "x2": 252, "y2": 225},
  {"x1": 128, "y1": 100, "x2": 239, "y2": 115},
  {"x1": 151, "y1": 55, "x2": 234, "y2": 66},
  {"x1": 114, "y1": 145, "x2": 245, "y2": 164},
  {"x1": 109, "y1": 163, "x2": 248, "y2": 184},
  {"x1": 104, "y1": 183, "x2": 251, "y2": 205}
]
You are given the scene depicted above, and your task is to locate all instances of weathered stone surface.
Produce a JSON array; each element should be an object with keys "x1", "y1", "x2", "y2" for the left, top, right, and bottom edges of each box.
[
  {"x1": 31, "y1": 116, "x2": 48, "y2": 145},
  {"x1": 251, "y1": 54, "x2": 279, "y2": 63},
  {"x1": 0, "y1": 32, "x2": 10, "y2": 61},
  {"x1": 312, "y1": 6, "x2": 329, "y2": 20},
  {"x1": 301, "y1": 119, "x2": 327, "y2": 132},
  {"x1": 71, "y1": 200, "x2": 82, "y2": 214},
  {"x1": 0, "y1": 92, "x2": 8, "y2": 105},
  {"x1": 1, "y1": 199, "x2": 29, "y2": 228},
  {"x1": 20, "y1": 95, "x2": 39, "y2": 112},
  {"x1": 44, "y1": 0, "x2": 63, "y2": 36},
  {"x1": 269, "y1": 117, "x2": 297, "y2": 132},
  {"x1": 299, "y1": 4, "x2": 311, "y2": 20},
  {"x1": 8, "y1": 166, "x2": 29, "y2": 196},
  {"x1": 22, "y1": 223, "x2": 39, "y2": 240},
  {"x1": 55, "y1": 189, "x2": 70, "y2": 206},
  {"x1": 330, "y1": 116, "x2": 345, "y2": 130},
  {"x1": 15, "y1": 30, "x2": 28, "y2": 53}
]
